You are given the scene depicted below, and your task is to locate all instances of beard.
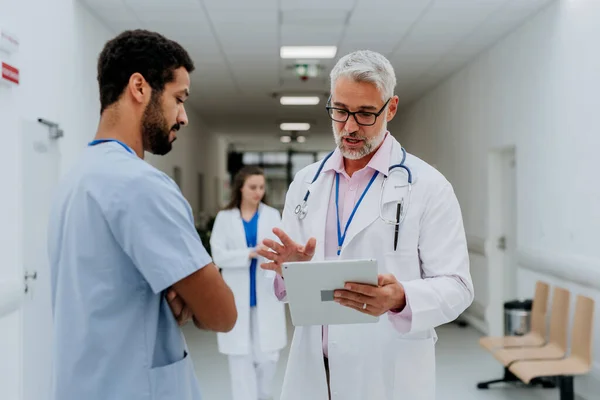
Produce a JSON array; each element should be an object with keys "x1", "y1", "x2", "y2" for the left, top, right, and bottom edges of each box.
[
  {"x1": 332, "y1": 120, "x2": 387, "y2": 160},
  {"x1": 142, "y1": 92, "x2": 179, "y2": 156}
]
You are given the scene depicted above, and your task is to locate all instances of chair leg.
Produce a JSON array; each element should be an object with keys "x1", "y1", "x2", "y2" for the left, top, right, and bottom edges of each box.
[
  {"x1": 558, "y1": 376, "x2": 574, "y2": 400},
  {"x1": 454, "y1": 319, "x2": 468, "y2": 328},
  {"x1": 530, "y1": 377, "x2": 556, "y2": 388},
  {"x1": 477, "y1": 367, "x2": 518, "y2": 389}
]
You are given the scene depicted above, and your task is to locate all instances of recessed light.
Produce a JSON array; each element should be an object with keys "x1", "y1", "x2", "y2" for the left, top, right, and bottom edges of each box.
[
  {"x1": 280, "y1": 96, "x2": 320, "y2": 106},
  {"x1": 280, "y1": 46, "x2": 337, "y2": 59},
  {"x1": 280, "y1": 135, "x2": 292, "y2": 143},
  {"x1": 297, "y1": 136, "x2": 307, "y2": 143},
  {"x1": 280, "y1": 123, "x2": 310, "y2": 131}
]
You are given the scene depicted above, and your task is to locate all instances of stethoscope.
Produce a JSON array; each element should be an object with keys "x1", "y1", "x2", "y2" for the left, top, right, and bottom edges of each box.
[{"x1": 294, "y1": 147, "x2": 413, "y2": 228}]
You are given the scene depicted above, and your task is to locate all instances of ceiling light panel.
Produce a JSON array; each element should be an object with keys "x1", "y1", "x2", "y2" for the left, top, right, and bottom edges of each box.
[
  {"x1": 280, "y1": 46, "x2": 337, "y2": 59},
  {"x1": 280, "y1": 123, "x2": 311, "y2": 131},
  {"x1": 280, "y1": 96, "x2": 320, "y2": 105}
]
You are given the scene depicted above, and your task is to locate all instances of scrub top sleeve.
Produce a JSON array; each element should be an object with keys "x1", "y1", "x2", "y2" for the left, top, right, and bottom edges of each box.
[{"x1": 106, "y1": 171, "x2": 212, "y2": 294}]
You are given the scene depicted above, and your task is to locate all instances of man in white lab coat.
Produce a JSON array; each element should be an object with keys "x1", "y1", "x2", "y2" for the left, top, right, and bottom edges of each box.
[{"x1": 257, "y1": 50, "x2": 474, "y2": 400}]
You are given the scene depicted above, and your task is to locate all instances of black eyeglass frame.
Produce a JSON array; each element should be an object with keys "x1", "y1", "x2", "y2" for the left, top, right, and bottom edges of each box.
[{"x1": 325, "y1": 95, "x2": 392, "y2": 126}]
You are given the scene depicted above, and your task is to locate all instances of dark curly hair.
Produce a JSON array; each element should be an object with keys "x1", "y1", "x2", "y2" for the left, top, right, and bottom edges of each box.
[{"x1": 97, "y1": 29, "x2": 195, "y2": 114}]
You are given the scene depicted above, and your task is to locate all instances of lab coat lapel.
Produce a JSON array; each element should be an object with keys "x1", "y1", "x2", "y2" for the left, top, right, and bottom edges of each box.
[
  {"x1": 303, "y1": 171, "x2": 334, "y2": 261},
  {"x1": 233, "y1": 208, "x2": 249, "y2": 248},
  {"x1": 257, "y1": 203, "x2": 267, "y2": 241}
]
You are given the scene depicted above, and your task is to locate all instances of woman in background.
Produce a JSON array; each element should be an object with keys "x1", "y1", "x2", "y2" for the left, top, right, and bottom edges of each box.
[{"x1": 210, "y1": 166, "x2": 287, "y2": 400}]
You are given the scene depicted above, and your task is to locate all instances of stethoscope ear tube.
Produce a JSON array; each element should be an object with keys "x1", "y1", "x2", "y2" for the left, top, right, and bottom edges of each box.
[{"x1": 295, "y1": 148, "x2": 412, "y2": 223}]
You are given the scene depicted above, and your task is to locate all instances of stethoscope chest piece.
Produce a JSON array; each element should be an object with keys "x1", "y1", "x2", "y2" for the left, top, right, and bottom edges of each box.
[{"x1": 295, "y1": 202, "x2": 308, "y2": 220}]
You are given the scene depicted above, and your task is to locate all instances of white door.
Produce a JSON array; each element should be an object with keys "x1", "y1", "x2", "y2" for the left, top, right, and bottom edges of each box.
[
  {"x1": 21, "y1": 119, "x2": 61, "y2": 400},
  {"x1": 500, "y1": 149, "x2": 517, "y2": 303},
  {"x1": 486, "y1": 146, "x2": 517, "y2": 337}
]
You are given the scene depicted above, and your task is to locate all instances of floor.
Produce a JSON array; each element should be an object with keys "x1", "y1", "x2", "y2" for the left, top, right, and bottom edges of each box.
[{"x1": 183, "y1": 312, "x2": 565, "y2": 400}]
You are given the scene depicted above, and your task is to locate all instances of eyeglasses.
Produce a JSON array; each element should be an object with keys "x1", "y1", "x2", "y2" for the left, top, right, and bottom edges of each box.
[{"x1": 325, "y1": 96, "x2": 391, "y2": 126}]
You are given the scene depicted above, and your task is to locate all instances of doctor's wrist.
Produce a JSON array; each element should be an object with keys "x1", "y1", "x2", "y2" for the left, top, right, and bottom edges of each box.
[{"x1": 389, "y1": 284, "x2": 407, "y2": 312}]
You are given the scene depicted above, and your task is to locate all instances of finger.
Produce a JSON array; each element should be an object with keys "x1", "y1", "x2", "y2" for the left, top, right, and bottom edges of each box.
[
  {"x1": 166, "y1": 291, "x2": 182, "y2": 311},
  {"x1": 260, "y1": 261, "x2": 280, "y2": 271},
  {"x1": 179, "y1": 308, "x2": 193, "y2": 325},
  {"x1": 170, "y1": 305, "x2": 183, "y2": 320},
  {"x1": 261, "y1": 239, "x2": 285, "y2": 255},
  {"x1": 272, "y1": 228, "x2": 298, "y2": 249},
  {"x1": 343, "y1": 282, "x2": 378, "y2": 297},
  {"x1": 170, "y1": 298, "x2": 183, "y2": 316},
  {"x1": 334, "y1": 289, "x2": 371, "y2": 304},
  {"x1": 302, "y1": 237, "x2": 317, "y2": 257},
  {"x1": 166, "y1": 289, "x2": 177, "y2": 302},
  {"x1": 256, "y1": 247, "x2": 280, "y2": 262},
  {"x1": 335, "y1": 298, "x2": 378, "y2": 316}
]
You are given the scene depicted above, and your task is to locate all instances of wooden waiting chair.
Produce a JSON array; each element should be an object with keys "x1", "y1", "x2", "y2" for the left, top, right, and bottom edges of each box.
[
  {"x1": 492, "y1": 286, "x2": 570, "y2": 366},
  {"x1": 509, "y1": 294, "x2": 595, "y2": 400},
  {"x1": 479, "y1": 281, "x2": 550, "y2": 352},
  {"x1": 477, "y1": 285, "x2": 568, "y2": 390}
]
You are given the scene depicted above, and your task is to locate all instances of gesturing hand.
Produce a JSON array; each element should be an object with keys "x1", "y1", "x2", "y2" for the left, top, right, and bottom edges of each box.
[
  {"x1": 333, "y1": 274, "x2": 406, "y2": 316},
  {"x1": 166, "y1": 288, "x2": 193, "y2": 326},
  {"x1": 257, "y1": 227, "x2": 317, "y2": 276}
]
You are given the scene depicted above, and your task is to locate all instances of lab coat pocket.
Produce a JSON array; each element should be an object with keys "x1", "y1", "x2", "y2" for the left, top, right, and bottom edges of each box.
[
  {"x1": 384, "y1": 251, "x2": 420, "y2": 280},
  {"x1": 149, "y1": 351, "x2": 200, "y2": 400},
  {"x1": 392, "y1": 337, "x2": 435, "y2": 399}
]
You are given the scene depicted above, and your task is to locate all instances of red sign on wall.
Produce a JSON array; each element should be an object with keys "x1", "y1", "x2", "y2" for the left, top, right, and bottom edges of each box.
[{"x1": 1, "y1": 62, "x2": 19, "y2": 84}]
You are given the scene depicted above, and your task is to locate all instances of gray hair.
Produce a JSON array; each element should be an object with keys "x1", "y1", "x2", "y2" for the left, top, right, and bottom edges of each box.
[{"x1": 329, "y1": 50, "x2": 396, "y2": 101}]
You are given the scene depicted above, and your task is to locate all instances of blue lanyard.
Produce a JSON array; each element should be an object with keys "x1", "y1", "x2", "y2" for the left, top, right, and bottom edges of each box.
[
  {"x1": 88, "y1": 139, "x2": 134, "y2": 155},
  {"x1": 335, "y1": 171, "x2": 379, "y2": 256}
]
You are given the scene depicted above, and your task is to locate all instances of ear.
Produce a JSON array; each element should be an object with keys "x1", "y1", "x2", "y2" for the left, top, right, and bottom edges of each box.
[
  {"x1": 386, "y1": 95, "x2": 399, "y2": 122},
  {"x1": 128, "y1": 72, "x2": 149, "y2": 104}
]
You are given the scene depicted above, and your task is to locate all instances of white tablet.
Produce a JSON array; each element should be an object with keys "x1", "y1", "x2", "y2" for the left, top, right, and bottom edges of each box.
[{"x1": 281, "y1": 258, "x2": 379, "y2": 326}]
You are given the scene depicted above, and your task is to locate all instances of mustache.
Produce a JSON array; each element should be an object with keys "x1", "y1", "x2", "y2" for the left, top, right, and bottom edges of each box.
[
  {"x1": 339, "y1": 131, "x2": 367, "y2": 141},
  {"x1": 171, "y1": 124, "x2": 180, "y2": 132}
]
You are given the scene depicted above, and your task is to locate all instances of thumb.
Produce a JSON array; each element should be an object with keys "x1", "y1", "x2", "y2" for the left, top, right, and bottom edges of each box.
[
  {"x1": 303, "y1": 237, "x2": 317, "y2": 256},
  {"x1": 378, "y1": 273, "x2": 397, "y2": 286}
]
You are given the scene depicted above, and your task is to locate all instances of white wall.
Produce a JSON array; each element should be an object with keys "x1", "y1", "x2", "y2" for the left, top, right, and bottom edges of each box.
[
  {"x1": 394, "y1": 1, "x2": 600, "y2": 397},
  {"x1": 199, "y1": 131, "x2": 230, "y2": 215},
  {"x1": 0, "y1": 1, "x2": 212, "y2": 399},
  {"x1": 0, "y1": 1, "x2": 113, "y2": 398}
]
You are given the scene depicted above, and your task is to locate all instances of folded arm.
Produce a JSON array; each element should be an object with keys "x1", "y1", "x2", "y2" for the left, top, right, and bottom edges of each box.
[{"x1": 107, "y1": 171, "x2": 237, "y2": 333}]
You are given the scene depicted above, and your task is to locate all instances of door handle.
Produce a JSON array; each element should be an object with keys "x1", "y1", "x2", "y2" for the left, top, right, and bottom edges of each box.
[
  {"x1": 24, "y1": 271, "x2": 37, "y2": 281},
  {"x1": 24, "y1": 271, "x2": 37, "y2": 294},
  {"x1": 497, "y1": 236, "x2": 506, "y2": 250}
]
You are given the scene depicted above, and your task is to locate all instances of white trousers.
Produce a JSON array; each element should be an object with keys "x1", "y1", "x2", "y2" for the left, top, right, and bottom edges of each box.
[{"x1": 228, "y1": 307, "x2": 279, "y2": 400}]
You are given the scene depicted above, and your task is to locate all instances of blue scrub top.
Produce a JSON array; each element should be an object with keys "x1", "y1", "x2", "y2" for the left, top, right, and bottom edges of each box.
[
  {"x1": 242, "y1": 211, "x2": 259, "y2": 307},
  {"x1": 47, "y1": 141, "x2": 211, "y2": 400}
]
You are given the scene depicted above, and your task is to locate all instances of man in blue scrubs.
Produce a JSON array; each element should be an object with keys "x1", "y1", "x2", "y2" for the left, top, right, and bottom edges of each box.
[{"x1": 47, "y1": 30, "x2": 237, "y2": 400}]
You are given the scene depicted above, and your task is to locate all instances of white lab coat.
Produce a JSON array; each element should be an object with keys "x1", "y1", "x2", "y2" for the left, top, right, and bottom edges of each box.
[
  {"x1": 210, "y1": 203, "x2": 287, "y2": 356},
  {"x1": 277, "y1": 137, "x2": 474, "y2": 400}
]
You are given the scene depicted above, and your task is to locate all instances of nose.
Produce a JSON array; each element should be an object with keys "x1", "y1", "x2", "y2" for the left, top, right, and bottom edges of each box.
[
  {"x1": 178, "y1": 106, "x2": 188, "y2": 127},
  {"x1": 344, "y1": 115, "x2": 359, "y2": 133}
]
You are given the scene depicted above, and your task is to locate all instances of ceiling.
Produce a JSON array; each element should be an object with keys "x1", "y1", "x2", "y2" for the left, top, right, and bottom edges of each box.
[{"x1": 81, "y1": 0, "x2": 553, "y2": 144}]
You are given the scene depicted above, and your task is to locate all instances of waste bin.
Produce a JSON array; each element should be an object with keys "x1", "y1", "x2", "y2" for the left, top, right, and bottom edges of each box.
[{"x1": 504, "y1": 299, "x2": 532, "y2": 336}]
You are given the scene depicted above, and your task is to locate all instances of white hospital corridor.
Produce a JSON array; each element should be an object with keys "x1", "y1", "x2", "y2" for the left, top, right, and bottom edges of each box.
[
  {"x1": 183, "y1": 314, "x2": 590, "y2": 400},
  {"x1": 1, "y1": 0, "x2": 599, "y2": 400}
]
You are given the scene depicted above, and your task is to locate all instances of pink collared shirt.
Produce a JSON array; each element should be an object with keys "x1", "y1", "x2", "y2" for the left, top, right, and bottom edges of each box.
[{"x1": 274, "y1": 133, "x2": 412, "y2": 358}]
